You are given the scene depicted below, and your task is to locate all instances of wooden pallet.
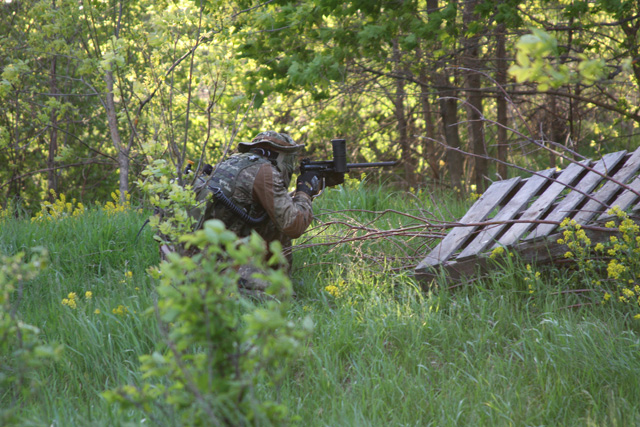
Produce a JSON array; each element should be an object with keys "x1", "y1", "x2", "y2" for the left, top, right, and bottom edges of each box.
[{"x1": 415, "y1": 147, "x2": 640, "y2": 285}]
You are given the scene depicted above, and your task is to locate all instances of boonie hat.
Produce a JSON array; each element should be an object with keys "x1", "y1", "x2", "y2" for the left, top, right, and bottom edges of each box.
[{"x1": 238, "y1": 131, "x2": 304, "y2": 153}]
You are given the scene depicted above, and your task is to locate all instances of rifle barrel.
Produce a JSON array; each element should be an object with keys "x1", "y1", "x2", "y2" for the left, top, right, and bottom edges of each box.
[{"x1": 347, "y1": 161, "x2": 398, "y2": 169}]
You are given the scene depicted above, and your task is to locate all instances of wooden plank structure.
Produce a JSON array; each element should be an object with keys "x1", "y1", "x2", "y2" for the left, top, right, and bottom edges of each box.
[{"x1": 415, "y1": 147, "x2": 640, "y2": 285}]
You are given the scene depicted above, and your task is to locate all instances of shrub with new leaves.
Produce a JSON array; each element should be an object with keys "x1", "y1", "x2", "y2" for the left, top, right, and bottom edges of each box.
[
  {"x1": 509, "y1": 28, "x2": 606, "y2": 91},
  {"x1": 138, "y1": 159, "x2": 200, "y2": 252},
  {"x1": 560, "y1": 208, "x2": 640, "y2": 317},
  {"x1": 104, "y1": 220, "x2": 313, "y2": 426},
  {"x1": 0, "y1": 248, "x2": 62, "y2": 425}
]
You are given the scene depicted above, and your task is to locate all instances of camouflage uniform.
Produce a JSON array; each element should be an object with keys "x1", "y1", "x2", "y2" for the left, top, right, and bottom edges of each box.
[{"x1": 192, "y1": 131, "x2": 315, "y2": 293}]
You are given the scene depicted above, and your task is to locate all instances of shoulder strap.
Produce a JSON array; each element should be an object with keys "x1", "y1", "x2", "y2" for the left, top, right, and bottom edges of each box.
[{"x1": 191, "y1": 153, "x2": 271, "y2": 231}]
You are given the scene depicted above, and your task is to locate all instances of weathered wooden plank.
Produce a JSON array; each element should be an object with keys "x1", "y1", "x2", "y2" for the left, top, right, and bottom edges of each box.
[
  {"x1": 416, "y1": 177, "x2": 521, "y2": 271},
  {"x1": 574, "y1": 147, "x2": 640, "y2": 223},
  {"x1": 456, "y1": 169, "x2": 555, "y2": 259},
  {"x1": 415, "y1": 225, "x2": 618, "y2": 286},
  {"x1": 415, "y1": 147, "x2": 640, "y2": 286},
  {"x1": 598, "y1": 175, "x2": 640, "y2": 221},
  {"x1": 525, "y1": 151, "x2": 627, "y2": 240},
  {"x1": 494, "y1": 160, "x2": 589, "y2": 248}
]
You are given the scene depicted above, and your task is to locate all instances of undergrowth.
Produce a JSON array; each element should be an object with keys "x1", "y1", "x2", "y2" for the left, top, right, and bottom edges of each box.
[{"x1": 2, "y1": 186, "x2": 640, "y2": 425}]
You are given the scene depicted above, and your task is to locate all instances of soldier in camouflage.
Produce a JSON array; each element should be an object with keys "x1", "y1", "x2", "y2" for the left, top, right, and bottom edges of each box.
[{"x1": 191, "y1": 131, "x2": 320, "y2": 293}]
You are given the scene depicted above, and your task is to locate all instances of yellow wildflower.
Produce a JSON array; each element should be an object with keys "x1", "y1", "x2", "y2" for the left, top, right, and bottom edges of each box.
[
  {"x1": 490, "y1": 246, "x2": 505, "y2": 260},
  {"x1": 620, "y1": 219, "x2": 639, "y2": 234},
  {"x1": 32, "y1": 191, "x2": 85, "y2": 222},
  {"x1": 607, "y1": 259, "x2": 626, "y2": 279},
  {"x1": 103, "y1": 190, "x2": 131, "y2": 215},
  {"x1": 62, "y1": 298, "x2": 76, "y2": 309},
  {"x1": 325, "y1": 285, "x2": 341, "y2": 297},
  {"x1": 468, "y1": 192, "x2": 481, "y2": 202},
  {"x1": 576, "y1": 230, "x2": 590, "y2": 245},
  {"x1": 85, "y1": 291, "x2": 92, "y2": 299},
  {"x1": 112, "y1": 305, "x2": 130, "y2": 316},
  {"x1": 61, "y1": 291, "x2": 79, "y2": 309}
]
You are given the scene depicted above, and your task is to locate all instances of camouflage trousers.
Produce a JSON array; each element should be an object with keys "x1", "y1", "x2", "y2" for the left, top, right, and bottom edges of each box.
[
  {"x1": 159, "y1": 238, "x2": 294, "y2": 299},
  {"x1": 237, "y1": 265, "x2": 272, "y2": 295},
  {"x1": 237, "y1": 264, "x2": 296, "y2": 299}
]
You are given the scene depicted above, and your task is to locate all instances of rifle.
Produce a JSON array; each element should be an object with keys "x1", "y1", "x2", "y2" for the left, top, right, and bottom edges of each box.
[{"x1": 299, "y1": 138, "x2": 398, "y2": 190}]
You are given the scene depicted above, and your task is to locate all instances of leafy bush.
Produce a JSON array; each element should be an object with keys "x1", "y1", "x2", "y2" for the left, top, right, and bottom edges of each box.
[
  {"x1": 486, "y1": 207, "x2": 640, "y2": 317},
  {"x1": 0, "y1": 248, "x2": 62, "y2": 425},
  {"x1": 105, "y1": 160, "x2": 312, "y2": 425},
  {"x1": 104, "y1": 220, "x2": 313, "y2": 425},
  {"x1": 556, "y1": 208, "x2": 640, "y2": 316},
  {"x1": 544, "y1": 207, "x2": 640, "y2": 319},
  {"x1": 138, "y1": 160, "x2": 199, "y2": 251}
]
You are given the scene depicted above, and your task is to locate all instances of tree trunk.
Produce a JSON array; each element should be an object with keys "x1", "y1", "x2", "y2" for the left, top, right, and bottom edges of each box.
[
  {"x1": 105, "y1": 69, "x2": 129, "y2": 201},
  {"x1": 546, "y1": 93, "x2": 566, "y2": 168},
  {"x1": 47, "y1": 0, "x2": 58, "y2": 201},
  {"x1": 620, "y1": 19, "x2": 640, "y2": 126},
  {"x1": 422, "y1": 0, "x2": 441, "y2": 184},
  {"x1": 48, "y1": 55, "x2": 58, "y2": 201},
  {"x1": 392, "y1": 39, "x2": 414, "y2": 186},
  {"x1": 8, "y1": 92, "x2": 22, "y2": 202},
  {"x1": 419, "y1": 73, "x2": 440, "y2": 183},
  {"x1": 462, "y1": 0, "x2": 486, "y2": 191},
  {"x1": 428, "y1": 0, "x2": 462, "y2": 190},
  {"x1": 496, "y1": 23, "x2": 508, "y2": 180},
  {"x1": 437, "y1": 73, "x2": 463, "y2": 191}
]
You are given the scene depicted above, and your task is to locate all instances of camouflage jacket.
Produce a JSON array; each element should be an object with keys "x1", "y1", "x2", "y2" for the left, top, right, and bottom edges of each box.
[{"x1": 193, "y1": 153, "x2": 313, "y2": 242}]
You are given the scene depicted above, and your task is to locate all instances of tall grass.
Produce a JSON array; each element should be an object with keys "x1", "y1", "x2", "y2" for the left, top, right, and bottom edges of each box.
[
  {"x1": 1, "y1": 208, "x2": 160, "y2": 425},
  {"x1": 3, "y1": 185, "x2": 640, "y2": 426}
]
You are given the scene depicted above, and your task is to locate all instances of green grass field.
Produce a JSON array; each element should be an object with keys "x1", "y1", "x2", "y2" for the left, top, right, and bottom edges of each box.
[{"x1": 3, "y1": 185, "x2": 640, "y2": 426}]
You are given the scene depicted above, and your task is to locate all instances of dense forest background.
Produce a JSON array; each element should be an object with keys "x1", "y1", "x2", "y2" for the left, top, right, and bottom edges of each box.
[{"x1": 1, "y1": 0, "x2": 639, "y2": 210}]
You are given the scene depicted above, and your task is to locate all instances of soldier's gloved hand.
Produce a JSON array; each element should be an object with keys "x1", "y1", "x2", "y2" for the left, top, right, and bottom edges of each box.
[
  {"x1": 324, "y1": 171, "x2": 345, "y2": 187},
  {"x1": 296, "y1": 171, "x2": 321, "y2": 197}
]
